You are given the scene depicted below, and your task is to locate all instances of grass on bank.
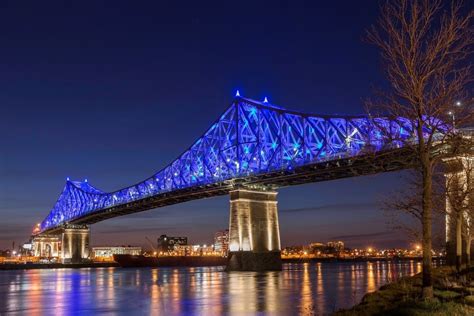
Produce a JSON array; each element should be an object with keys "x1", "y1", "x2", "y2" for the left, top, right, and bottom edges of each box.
[{"x1": 334, "y1": 266, "x2": 474, "y2": 316}]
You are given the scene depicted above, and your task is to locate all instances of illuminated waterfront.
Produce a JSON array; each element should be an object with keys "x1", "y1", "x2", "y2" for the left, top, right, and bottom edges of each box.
[{"x1": 0, "y1": 261, "x2": 423, "y2": 315}]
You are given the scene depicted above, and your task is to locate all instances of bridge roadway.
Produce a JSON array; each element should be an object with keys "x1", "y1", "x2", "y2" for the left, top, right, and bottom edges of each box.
[{"x1": 41, "y1": 146, "x2": 415, "y2": 235}]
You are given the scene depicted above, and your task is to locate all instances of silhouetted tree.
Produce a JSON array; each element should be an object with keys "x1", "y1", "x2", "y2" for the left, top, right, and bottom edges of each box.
[{"x1": 367, "y1": 0, "x2": 473, "y2": 298}]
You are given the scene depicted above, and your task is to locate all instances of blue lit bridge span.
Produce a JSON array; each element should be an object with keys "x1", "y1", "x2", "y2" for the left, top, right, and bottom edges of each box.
[
  {"x1": 36, "y1": 94, "x2": 457, "y2": 268},
  {"x1": 40, "y1": 95, "x2": 433, "y2": 235}
]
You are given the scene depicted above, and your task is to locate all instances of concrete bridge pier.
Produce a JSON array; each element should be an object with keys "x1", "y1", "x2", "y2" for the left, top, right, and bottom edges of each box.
[
  {"x1": 227, "y1": 188, "x2": 282, "y2": 271},
  {"x1": 445, "y1": 156, "x2": 474, "y2": 266},
  {"x1": 32, "y1": 235, "x2": 61, "y2": 258},
  {"x1": 61, "y1": 225, "x2": 90, "y2": 264}
]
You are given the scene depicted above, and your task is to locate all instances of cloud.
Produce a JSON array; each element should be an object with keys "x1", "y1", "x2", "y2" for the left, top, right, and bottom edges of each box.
[
  {"x1": 280, "y1": 202, "x2": 377, "y2": 213},
  {"x1": 330, "y1": 231, "x2": 394, "y2": 240},
  {"x1": 0, "y1": 168, "x2": 65, "y2": 181},
  {"x1": 0, "y1": 220, "x2": 34, "y2": 230},
  {"x1": 96, "y1": 220, "x2": 218, "y2": 234},
  {"x1": 97, "y1": 225, "x2": 191, "y2": 234},
  {"x1": 0, "y1": 223, "x2": 34, "y2": 246},
  {"x1": 120, "y1": 209, "x2": 173, "y2": 219},
  {"x1": 0, "y1": 197, "x2": 47, "y2": 211}
]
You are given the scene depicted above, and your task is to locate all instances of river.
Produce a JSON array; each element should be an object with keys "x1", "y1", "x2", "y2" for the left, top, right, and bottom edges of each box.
[{"x1": 0, "y1": 261, "x2": 423, "y2": 315}]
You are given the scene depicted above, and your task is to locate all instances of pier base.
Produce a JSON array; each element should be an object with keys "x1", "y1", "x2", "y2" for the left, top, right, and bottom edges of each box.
[
  {"x1": 61, "y1": 225, "x2": 90, "y2": 264},
  {"x1": 32, "y1": 235, "x2": 60, "y2": 258},
  {"x1": 227, "y1": 251, "x2": 282, "y2": 271},
  {"x1": 226, "y1": 188, "x2": 282, "y2": 271},
  {"x1": 444, "y1": 156, "x2": 474, "y2": 267}
]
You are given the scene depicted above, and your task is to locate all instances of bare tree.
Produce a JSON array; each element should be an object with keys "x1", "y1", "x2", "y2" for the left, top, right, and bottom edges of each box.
[
  {"x1": 445, "y1": 156, "x2": 474, "y2": 269},
  {"x1": 382, "y1": 170, "x2": 445, "y2": 248},
  {"x1": 465, "y1": 167, "x2": 474, "y2": 267},
  {"x1": 382, "y1": 173, "x2": 423, "y2": 241},
  {"x1": 366, "y1": 0, "x2": 473, "y2": 298}
]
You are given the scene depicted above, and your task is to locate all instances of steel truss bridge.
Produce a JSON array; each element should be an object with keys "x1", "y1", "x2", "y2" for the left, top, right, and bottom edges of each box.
[{"x1": 39, "y1": 95, "x2": 445, "y2": 234}]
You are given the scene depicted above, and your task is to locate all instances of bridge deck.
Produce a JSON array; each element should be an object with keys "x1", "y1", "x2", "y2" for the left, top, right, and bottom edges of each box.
[{"x1": 41, "y1": 147, "x2": 415, "y2": 235}]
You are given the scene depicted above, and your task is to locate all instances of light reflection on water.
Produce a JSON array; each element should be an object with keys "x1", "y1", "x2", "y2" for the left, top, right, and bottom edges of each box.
[{"x1": 0, "y1": 261, "x2": 422, "y2": 315}]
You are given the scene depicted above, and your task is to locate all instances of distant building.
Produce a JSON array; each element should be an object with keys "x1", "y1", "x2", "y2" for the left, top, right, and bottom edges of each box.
[
  {"x1": 327, "y1": 241, "x2": 344, "y2": 252},
  {"x1": 92, "y1": 246, "x2": 142, "y2": 260},
  {"x1": 157, "y1": 235, "x2": 187, "y2": 252},
  {"x1": 281, "y1": 246, "x2": 304, "y2": 256},
  {"x1": 309, "y1": 242, "x2": 326, "y2": 253},
  {"x1": 20, "y1": 242, "x2": 33, "y2": 256},
  {"x1": 174, "y1": 245, "x2": 193, "y2": 256},
  {"x1": 214, "y1": 229, "x2": 229, "y2": 254},
  {"x1": 195, "y1": 244, "x2": 214, "y2": 253},
  {"x1": 166, "y1": 244, "x2": 215, "y2": 256}
]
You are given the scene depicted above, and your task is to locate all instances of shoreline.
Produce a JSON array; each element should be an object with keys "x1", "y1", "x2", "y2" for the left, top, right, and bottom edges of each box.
[
  {"x1": 0, "y1": 262, "x2": 119, "y2": 270},
  {"x1": 0, "y1": 256, "x2": 442, "y2": 270},
  {"x1": 334, "y1": 266, "x2": 474, "y2": 315},
  {"x1": 281, "y1": 256, "x2": 432, "y2": 263}
]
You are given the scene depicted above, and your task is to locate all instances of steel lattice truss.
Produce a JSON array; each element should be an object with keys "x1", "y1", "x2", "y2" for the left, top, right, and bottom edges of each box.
[{"x1": 40, "y1": 96, "x2": 443, "y2": 232}]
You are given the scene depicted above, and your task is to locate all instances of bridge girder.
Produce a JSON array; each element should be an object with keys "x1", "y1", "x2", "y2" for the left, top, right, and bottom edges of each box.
[{"x1": 39, "y1": 96, "x2": 450, "y2": 233}]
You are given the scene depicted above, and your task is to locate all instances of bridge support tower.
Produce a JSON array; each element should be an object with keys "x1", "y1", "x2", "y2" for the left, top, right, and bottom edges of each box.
[
  {"x1": 32, "y1": 234, "x2": 60, "y2": 258},
  {"x1": 227, "y1": 188, "x2": 282, "y2": 271},
  {"x1": 61, "y1": 225, "x2": 90, "y2": 264},
  {"x1": 444, "y1": 156, "x2": 473, "y2": 266}
]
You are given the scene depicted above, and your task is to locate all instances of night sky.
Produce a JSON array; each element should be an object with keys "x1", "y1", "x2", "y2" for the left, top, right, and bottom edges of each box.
[{"x1": 2, "y1": 1, "x2": 463, "y2": 250}]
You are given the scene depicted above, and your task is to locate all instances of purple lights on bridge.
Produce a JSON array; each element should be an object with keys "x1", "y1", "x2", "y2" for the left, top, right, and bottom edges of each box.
[{"x1": 39, "y1": 95, "x2": 440, "y2": 232}]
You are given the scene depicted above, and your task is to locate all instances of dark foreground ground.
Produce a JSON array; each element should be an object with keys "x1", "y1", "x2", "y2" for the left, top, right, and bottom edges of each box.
[{"x1": 334, "y1": 266, "x2": 474, "y2": 315}]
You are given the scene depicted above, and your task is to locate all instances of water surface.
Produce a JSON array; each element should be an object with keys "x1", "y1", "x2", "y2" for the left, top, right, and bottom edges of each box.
[{"x1": 0, "y1": 261, "x2": 422, "y2": 315}]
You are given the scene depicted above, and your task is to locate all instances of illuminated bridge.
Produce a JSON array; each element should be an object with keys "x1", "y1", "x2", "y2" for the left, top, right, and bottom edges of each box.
[{"x1": 34, "y1": 93, "x2": 459, "y2": 269}]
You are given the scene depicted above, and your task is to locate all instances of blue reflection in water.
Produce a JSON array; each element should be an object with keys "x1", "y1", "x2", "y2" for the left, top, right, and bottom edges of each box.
[{"x1": 0, "y1": 261, "x2": 424, "y2": 315}]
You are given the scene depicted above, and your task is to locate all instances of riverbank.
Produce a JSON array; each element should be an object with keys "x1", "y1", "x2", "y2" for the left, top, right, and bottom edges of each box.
[
  {"x1": 281, "y1": 257, "x2": 432, "y2": 263},
  {"x1": 0, "y1": 262, "x2": 119, "y2": 270},
  {"x1": 334, "y1": 266, "x2": 474, "y2": 315},
  {"x1": 113, "y1": 254, "x2": 228, "y2": 267},
  {"x1": 0, "y1": 256, "x2": 227, "y2": 270},
  {"x1": 0, "y1": 256, "x2": 439, "y2": 270}
]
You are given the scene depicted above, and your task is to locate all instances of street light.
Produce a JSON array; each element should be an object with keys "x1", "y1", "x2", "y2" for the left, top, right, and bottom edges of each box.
[
  {"x1": 448, "y1": 111, "x2": 456, "y2": 127},
  {"x1": 449, "y1": 101, "x2": 462, "y2": 128}
]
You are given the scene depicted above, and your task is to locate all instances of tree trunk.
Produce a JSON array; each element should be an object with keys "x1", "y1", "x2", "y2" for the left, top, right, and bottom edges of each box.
[
  {"x1": 467, "y1": 237, "x2": 471, "y2": 268},
  {"x1": 421, "y1": 154, "x2": 433, "y2": 299},
  {"x1": 456, "y1": 211, "x2": 463, "y2": 272}
]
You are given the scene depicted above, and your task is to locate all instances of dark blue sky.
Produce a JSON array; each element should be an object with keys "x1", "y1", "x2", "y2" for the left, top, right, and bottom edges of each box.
[{"x1": 1, "y1": 0, "x2": 454, "y2": 250}]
